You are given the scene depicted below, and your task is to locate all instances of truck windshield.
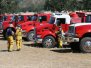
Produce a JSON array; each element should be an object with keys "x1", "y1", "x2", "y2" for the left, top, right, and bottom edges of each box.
[
  {"x1": 18, "y1": 15, "x2": 24, "y2": 21},
  {"x1": 31, "y1": 15, "x2": 37, "y2": 21},
  {"x1": 38, "y1": 16, "x2": 47, "y2": 22},
  {"x1": 27, "y1": 16, "x2": 31, "y2": 21},
  {"x1": 11, "y1": 15, "x2": 16, "y2": 21},
  {"x1": 49, "y1": 17, "x2": 55, "y2": 24},
  {"x1": 3, "y1": 16, "x2": 7, "y2": 21},
  {"x1": 86, "y1": 15, "x2": 91, "y2": 23}
]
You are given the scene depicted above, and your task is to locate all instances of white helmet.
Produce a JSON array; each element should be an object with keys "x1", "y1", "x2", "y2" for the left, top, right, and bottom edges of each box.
[{"x1": 9, "y1": 24, "x2": 13, "y2": 27}]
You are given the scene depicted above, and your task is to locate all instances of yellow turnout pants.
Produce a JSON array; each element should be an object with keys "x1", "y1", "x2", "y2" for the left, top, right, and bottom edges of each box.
[
  {"x1": 7, "y1": 36, "x2": 14, "y2": 51},
  {"x1": 16, "y1": 36, "x2": 22, "y2": 49},
  {"x1": 58, "y1": 38, "x2": 63, "y2": 47}
]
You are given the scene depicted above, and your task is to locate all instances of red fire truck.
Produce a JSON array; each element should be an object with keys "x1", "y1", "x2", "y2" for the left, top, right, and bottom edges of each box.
[
  {"x1": 2, "y1": 14, "x2": 32, "y2": 39},
  {"x1": 65, "y1": 12, "x2": 91, "y2": 53},
  {"x1": 76, "y1": 11, "x2": 91, "y2": 22},
  {"x1": 21, "y1": 13, "x2": 51, "y2": 41},
  {"x1": 0, "y1": 14, "x2": 12, "y2": 33},
  {"x1": 32, "y1": 12, "x2": 81, "y2": 48}
]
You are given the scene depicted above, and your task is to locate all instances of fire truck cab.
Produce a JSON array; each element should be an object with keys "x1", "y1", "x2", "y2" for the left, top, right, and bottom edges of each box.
[
  {"x1": 65, "y1": 12, "x2": 91, "y2": 53},
  {"x1": 76, "y1": 11, "x2": 91, "y2": 22},
  {"x1": 2, "y1": 14, "x2": 32, "y2": 39},
  {"x1": 21, "y1": 13, "x2": 51, "y2": 41},
  {"x1": 35, "y1": 13, "x2": 72, "y2": 48},
  {"x1": 33, "y1": 12, "x2": 82, "y2": 48},
  {"x1": 52, "y1": 13, "x2": 71, "y2": 32}
]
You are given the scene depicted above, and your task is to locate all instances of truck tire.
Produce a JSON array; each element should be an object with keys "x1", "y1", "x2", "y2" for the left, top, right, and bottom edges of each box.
[
  {"x1": 42, "y1": 36, "x2": 56, "y2": 48},
  {"x1": 80, "y1": 37, "x2": 91, "y2": 53},
  {"x1": 70, "y1": 42, "x2": 80, "y2": 53},
  {"x1": 27, "y1": 31, "x2": 35, "y2": 41}
]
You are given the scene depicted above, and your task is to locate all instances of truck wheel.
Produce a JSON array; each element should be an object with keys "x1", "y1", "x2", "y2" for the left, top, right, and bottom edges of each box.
[
  {"x1": 42, "y1": 36, "x2": 56, "y2": 48},
  {"x1": 70, "y1": 42, "x2": 80, "y2": 53},
  {"x1": 27, "y1": 31, "x2": 35, "y2": 41},
  {"x1": 80, "y1": 37, "x2": 91, "y2": 53}
]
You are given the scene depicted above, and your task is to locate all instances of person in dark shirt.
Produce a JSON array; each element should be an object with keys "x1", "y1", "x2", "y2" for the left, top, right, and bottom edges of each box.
[{"x1": 6, "y1": 28, "x2": 14, "y2": 52}]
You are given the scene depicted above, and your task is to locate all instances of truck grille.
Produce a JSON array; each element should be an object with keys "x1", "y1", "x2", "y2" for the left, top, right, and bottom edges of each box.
[{"x1": 68, "y1": 26, "x2": 75, "y2": 34}]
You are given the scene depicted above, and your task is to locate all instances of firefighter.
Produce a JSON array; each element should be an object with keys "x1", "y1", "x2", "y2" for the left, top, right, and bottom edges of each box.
[
  {"x1": 57, "y1": 26, "x2": 64, "y2": 48},
  {"x1": 55, "y1": 19, "x2": 65, "y2": 47},
  {"x1": 7, "y1": 27, "x2": 14, "y2": 52},
  {"x1": 15, "y1": 25, "x2": 22, "y2": 51}
]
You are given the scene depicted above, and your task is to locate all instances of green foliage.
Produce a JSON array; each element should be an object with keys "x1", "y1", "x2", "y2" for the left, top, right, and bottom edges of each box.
[
  {"x1": 83, "y1": 0, "x2": 91, "y2": 10},
  {"x1": 44, "y1": 0, "x2": 91, "y2": 11},
  {"x1": 18, "y1": 0, "x2": 45, "y2": 12},
  {"x1": 44, "y1": 0, "x2": 64, "y2": 11},
  {"x1": 0, "y1": 0, "x2": 91, "y2": 14},
  {"x1": 0, "y1": 0, "x2": 19, "y2": 13}
]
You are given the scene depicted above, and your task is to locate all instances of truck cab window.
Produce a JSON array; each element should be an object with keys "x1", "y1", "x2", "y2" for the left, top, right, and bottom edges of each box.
[
  {"x1": 86, "y1": 15, "x2": 91, "y2": 23},
  {"x1": 49, "y1": 17, "x2": 55, "y2": 24},
  {"x1": 3, "y1": 16, "x2": 7, "y2": 21},
  {"x1": 39, "y1": 16, "x2": 47, "y2": 22},
  {"x1": 31, "y1": 15, "x2": 37, "y2": 21},
  {"x1": 11, "y1": 15, "x2": 15, "y2": 21},
  {"x1": 41, "y1": 16, "x2": 47, "y2": 21},
  {"x1": 56, "y1": 18, "x2": 66, "y2": 26},
  {"x1": 27, "y1": 16, "x2": 31, "y2": 21},
  {"x1": 18, "y1": 15, "x2": 24, "y2": 21}
]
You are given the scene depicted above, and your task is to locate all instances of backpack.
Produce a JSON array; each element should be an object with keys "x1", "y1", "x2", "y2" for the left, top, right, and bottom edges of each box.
[{"x1": 6, "y1": 28, "x2": 13, "y2": 36}]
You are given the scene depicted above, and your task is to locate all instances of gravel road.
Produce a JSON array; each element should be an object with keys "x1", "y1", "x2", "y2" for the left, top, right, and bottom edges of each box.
[{"x1": 0, "y1": 35, "x2": 91, "y2": 68}]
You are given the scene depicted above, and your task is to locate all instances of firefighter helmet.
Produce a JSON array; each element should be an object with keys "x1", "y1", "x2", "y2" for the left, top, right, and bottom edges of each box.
[{"x1": 9, "y1": 24, "x2": 13, "y2": 27}]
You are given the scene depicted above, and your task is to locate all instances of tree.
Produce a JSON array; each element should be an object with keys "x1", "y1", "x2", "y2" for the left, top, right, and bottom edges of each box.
[
  {"x1": 0, "y1": 0, "x2": 2, "y2": 14},
  {"x1": 18, "y1": 0, "x2": 45, "y2": 12},
  {"x1": 83, "y1": 0, "x2": 91, "y2": 11},
  {"x1": 1, "y1": 0, "x2": 91, "y2": 14},
  {"x1": 0, "y1": 0, "x2": 19, "y2": 13},
  {"x1": 44, "y1": 0, "x2": 91, "y2": 11},
  {"x1": 44, "y1": 0, "x2": 65, "y2": 11}
]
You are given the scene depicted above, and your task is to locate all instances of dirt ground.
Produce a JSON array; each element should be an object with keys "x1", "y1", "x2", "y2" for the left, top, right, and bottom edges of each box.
[{"x1": 0, "y1": 34, "x2": 91, "y2": 68}]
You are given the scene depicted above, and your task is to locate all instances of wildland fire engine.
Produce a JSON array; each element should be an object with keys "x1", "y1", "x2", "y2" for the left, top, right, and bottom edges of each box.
[
  {"x1": 21, "y1": 13, "x2": 51, "y2": 41},
  {"x1": 25, "y1": 12, "x2": 81, "y2": 48},
  {"x1": 65, "y1": 12, "x2": 91, "y2": 53},
  {"x1": 1, "y1": 14, "x2": 32, "y2": 39}
]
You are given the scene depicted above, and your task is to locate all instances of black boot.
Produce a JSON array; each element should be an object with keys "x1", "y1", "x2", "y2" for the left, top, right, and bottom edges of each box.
[{"x1": 17, "y1": 49, "x2": 21, "y2": 51}]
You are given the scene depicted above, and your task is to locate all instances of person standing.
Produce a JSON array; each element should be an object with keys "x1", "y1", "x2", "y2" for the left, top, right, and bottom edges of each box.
[
  {"x1": 15, "y1": 25, "x2": 22, "y2": 51},
  {"x1": 7, "y1": 27, "x2": 14, "y2": 52},
  {"x1": 56, "y1": 26, "x2": 64, "y2": 48},
  {"x1": 58, "y1": 26, "x2": 64, "y2": 47}
]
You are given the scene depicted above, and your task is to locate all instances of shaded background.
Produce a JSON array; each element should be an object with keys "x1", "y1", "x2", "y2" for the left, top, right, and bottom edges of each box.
[{"x1": 0, "y1": 0, "x2": 91, "y2": 14}]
